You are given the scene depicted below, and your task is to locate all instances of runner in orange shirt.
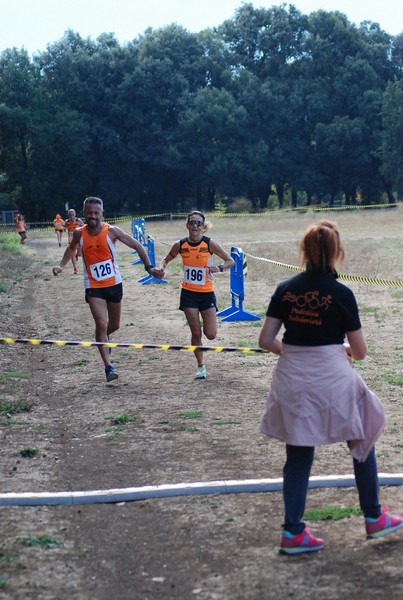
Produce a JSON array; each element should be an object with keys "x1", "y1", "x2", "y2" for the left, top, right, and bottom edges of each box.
[
  {"x1": 64, "y1": 209, "x2": 84, "y2": 273},
  {"x1": 16, "y1": 214, "x2": 27, "y2": 244},
  {"x1": 52, "y1": 196, "x2": 164, "y2": 382},
  {"x1": 53, "y1": 214, "x2": 65, "y2": 247},
  {"x1": 160, "y1": 210, "x2": 234, "y2": 379}
]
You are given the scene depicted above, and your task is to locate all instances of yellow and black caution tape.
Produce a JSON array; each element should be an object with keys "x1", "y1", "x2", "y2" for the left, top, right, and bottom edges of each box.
[
  {"x1": 203, "y1": 203, "x2": 400, "y2": 218},
  {"x1": 2, "y1": 203, "x2": 399, "y2": 234},
  {"x1": 246, "y1": 253, "x2": 403, "y2": 289},
  {"x1": 335, "y1": 273, "x2": 403, "y2": 287},
  {"x1": 0, "y1": 214, "x2": 172, "y2": 235},
  {"x1": 0, "y1": 338, "x2": 268, "y2": 353}
]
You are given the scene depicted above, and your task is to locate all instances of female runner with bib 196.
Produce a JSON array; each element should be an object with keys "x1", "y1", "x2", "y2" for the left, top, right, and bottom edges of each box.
[{"x1": 160, "y1": 210, "x2": 234, "y2": 380}]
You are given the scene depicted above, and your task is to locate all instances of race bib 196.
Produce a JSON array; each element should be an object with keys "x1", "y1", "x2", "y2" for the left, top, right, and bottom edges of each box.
[
  {"x1": 183, "y1": 266, "x2": 206, "y2": 285},
  {"x1": 90, "y1": 259, "x2": 113, "y2": 281}
]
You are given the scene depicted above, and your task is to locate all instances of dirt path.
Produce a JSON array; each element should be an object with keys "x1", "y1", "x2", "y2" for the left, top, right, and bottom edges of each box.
[{"x1": 1, "y1": 221, "x2": 402, "y2": 599}]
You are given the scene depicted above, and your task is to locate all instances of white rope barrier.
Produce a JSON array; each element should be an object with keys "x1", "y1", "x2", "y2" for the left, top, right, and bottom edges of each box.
[{"x1": 1, "y1": 473, "x2": 402, "y2": 506}]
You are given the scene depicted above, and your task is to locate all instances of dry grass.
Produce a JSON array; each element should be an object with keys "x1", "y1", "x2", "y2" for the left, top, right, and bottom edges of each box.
[{"x1": 0, "y1": 206, "x2": 402, "y2": 599}]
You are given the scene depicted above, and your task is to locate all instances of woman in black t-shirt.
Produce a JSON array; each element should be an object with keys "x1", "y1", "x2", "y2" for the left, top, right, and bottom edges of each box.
[{"x1": 259, "y1": 220, "x2": 402, "y2": 555}]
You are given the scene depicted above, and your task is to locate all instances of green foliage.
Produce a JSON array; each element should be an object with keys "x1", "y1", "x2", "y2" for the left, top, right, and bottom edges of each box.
[
  {"x1": 360, "y1": 306, "x2": 379, "y2": 313},
  {"x1": 107, "y1": 414, "x2": 137, "y2": 425},
  {"x1": 19, "y1": 535, "x2": 63, "y2": 549},
  {"x1": 378, "y1": 373, "x2": 403, "y2": 386},
  {"x1": 178, "y1": 411, "x2": 203, "y2": 419},
  {"x1": 0, "y1": 398, "x2": 34, "y2": 414},
  {"x1": 0, "y1": 369, "x2": 30, "y2": 381},
  {"x1": 19, "y1": 447, "x2": 40, "y2": 458},
  {"x1": 380, "y1": 80, "x2": 403, "y2": 191},
  {"x1": 105, "y1": 425, "x2": 124, "y2": 435},
  {"x1": 0, "y1": 7, "x2": 400, "y2": 217},
  {"x1": 0, "y1": 234, "x2": 23, "y2": 253},
  {"x1": 304, "y1": 506, "x2": 363, "y2": 520},
  {"x1": 178, "y1": 424, "x2": 198, "y2": 432},
  {"x1": 71, "y1": 359, "x2": 90, "y2": 367},
  {"x1": 226, "y1": 198, "x2": 254, "y2": 213}
]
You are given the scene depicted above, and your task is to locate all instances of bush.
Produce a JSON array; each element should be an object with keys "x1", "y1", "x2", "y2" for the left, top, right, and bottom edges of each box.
[{"x1": 226, "y1": 197, "x2": 253, "y2": 213}]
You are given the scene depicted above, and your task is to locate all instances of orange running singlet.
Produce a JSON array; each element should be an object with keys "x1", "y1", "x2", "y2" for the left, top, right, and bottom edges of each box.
[
  {"x1": 180, "y1": 236, "x2": 214, "y2": 293},
  {"x1": 65, "y1": 219, "x2": 80, "y2": 243},
  {"x1": 80, "y1": 223, "x2": 122, "y2": 289},
  {"x1": 16, "y1": 219, "x2": 26, "y2": 233},
  {"x1": 54, "y1": 217, "x2": 64, "y2": 231}
]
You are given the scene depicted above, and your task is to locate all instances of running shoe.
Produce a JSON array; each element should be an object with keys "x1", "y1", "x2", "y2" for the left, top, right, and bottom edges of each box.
[
  {"x1": 279, "y1": 528, "x2": 324, "y2": 555},
  {"x1": 73, "y1": 268, "x2": 78, "y2": 274},
  {"x1": 105, "y1": 365, "x2": 118, "y2": 382},
  {"x1": 366, "y1": 509, "x2": 403, "y2": 539},
  {"x1": 195, "y1": 364, "x2": 207, "y2": 379}
]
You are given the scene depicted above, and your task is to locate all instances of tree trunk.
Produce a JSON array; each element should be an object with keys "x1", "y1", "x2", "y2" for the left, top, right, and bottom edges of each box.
[
  {"x1": 385, "y1": 182, "x2": 395, "y2": 203},
  {"x1": 276, "y1": 182, "x2": 284, "y2": 209},
  {"x1": 291, "y1": 188, "x2": 297, "y2": 208},
  {"x1": 207, "y1": 187, "x2": 216, "y2": 211}
]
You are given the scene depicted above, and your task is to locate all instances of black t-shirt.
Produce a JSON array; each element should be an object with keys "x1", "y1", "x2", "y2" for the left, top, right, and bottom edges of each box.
[{"x1": 266, "y1": 270, "x2": 361, "y2": 346}]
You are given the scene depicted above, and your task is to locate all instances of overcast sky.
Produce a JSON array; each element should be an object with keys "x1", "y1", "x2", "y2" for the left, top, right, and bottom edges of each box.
[{"x1": 1, "y1": 0, "x2": 402, "y2": 55}]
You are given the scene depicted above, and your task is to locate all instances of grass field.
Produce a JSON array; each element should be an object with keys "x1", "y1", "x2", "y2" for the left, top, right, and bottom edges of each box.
[{"x1": 0, "y1": 206, "x2": 402, "y2": 599}]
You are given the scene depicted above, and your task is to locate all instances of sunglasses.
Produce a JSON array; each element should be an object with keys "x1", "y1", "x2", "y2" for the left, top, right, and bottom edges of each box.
[{"x1": 187, "y1": 220, "x2": 204, "y2": 227}]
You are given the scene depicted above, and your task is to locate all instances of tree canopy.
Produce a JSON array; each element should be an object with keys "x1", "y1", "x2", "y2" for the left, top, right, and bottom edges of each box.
[{"x1": 0, "y1": 4, "x2": 402, "y2": 219}]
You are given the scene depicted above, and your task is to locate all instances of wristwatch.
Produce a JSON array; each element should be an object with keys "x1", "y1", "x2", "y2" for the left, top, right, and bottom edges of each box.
[
  {"x1": 144, "y1": 264, "x2": 155, "y2": 272},
  {"x1": 218, "y1": 264, "x2": 224, "y2": 272}
]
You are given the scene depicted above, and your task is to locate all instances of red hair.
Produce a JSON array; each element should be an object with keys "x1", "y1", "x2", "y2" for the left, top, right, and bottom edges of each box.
[{"x1": 300, "y1": 220, "x2": 345, "y2": 271}]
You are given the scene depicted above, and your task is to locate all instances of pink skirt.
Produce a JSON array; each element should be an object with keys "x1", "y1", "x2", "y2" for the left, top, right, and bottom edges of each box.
[{"x1": 259, "y1": 344, "x2": 385, "y2": 462}]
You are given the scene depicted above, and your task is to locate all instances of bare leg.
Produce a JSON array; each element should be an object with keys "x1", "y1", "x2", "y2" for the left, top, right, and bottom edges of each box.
[
  {"x1": 106, "y1": 301, "x2": 121, "y2": 338},
  {"x1": 183, "y1": 307, "x2": 204, "y2": 366},
  {"x1": 183, "y1": 306, "x2": 217, "y2": 366},
  {"x1": 87, "y1": 297, "x2": 121, "y2": 367},
  {"x1": 201, "y1": 307, "x2": 217, "y2": 341}
]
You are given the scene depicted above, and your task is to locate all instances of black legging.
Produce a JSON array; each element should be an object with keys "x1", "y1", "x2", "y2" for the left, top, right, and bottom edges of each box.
[{"x1": 283, "y1": 444, "x2": 381, "y2": 535}]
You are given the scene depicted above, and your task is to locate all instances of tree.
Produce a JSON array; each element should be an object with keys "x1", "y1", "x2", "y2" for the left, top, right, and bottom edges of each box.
[
  {"x1": 220, "y1": 2, "x2": 308, "y2": 80},
  {"x1": 0, "y1": 10, "x2": 401, "y2": 217},
  {"x1": 36, "y1": 31, "x2": 130, "y2": 215},
  {"x1": 115, "y1": 26, "x2": 211, "y2": 212},
  {"x1": 174, "y1": 86, "x2": 251, "y2": 209},
  {"x1": 379, "y1": 80, "x2": 403, "y2": 197},
  {"x1": 0, "y1": 48, "x2": 43, "y2": 215}
]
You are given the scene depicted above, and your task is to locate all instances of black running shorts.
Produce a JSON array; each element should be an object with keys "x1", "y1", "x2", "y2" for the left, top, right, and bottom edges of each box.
[
  {"x1": 85, "y1": 283, "x2": 123, "y2": 304},
  {"x1": 179, "y1": 288, "x2": 217, "y2": 312}
]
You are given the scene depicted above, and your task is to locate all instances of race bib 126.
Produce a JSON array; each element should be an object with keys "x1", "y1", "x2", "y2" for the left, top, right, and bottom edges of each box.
[{"x1": 90, "y1": 259, "x2": 114, "y2": 281}]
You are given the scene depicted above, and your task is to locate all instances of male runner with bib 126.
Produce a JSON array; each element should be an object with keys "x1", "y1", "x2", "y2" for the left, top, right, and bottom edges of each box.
[{"x1": 52, "y1": 196, "x2": 164, "y2": 382}]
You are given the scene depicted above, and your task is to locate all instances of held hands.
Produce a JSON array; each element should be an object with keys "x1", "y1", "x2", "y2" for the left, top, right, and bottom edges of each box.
[{"x1": 150, "y1": 267, "x2": 165, "y2": 279}]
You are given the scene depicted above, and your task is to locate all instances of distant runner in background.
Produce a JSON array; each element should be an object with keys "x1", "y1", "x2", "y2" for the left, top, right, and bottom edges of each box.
[
  {"x1": 53, "y1": 214, "x2": 65, "y2": 247},
  {"x1": 16, "y1": 214, "x2": 27, "y2": 244},
  {"x1": 64, "y1": 209, "x2": 84, "y2": 274}
]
